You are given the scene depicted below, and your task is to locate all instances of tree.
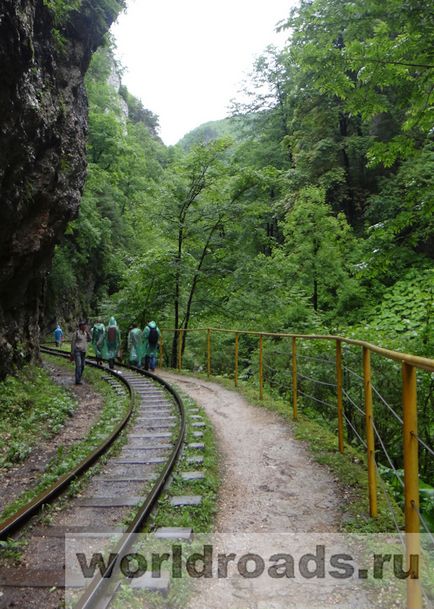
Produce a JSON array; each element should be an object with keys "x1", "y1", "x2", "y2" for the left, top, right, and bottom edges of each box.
[
  {"x1": 284, "y1": 0, "x2": 434, "y2": 165},
  {"x1": 283, "y1": 186, "x2": 362, "y2": 314},
  {"x1": 45, "y1": 43, "x2": 167, "y2": 326}
]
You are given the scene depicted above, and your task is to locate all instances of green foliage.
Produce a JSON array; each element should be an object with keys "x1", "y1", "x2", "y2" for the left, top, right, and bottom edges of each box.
[
  {"x1": 284, "y1": 0, "x2": 434, "y2": 163},
  {"x1": 379, "y1": 465, "x2": 434, "y2": 533},
  {"x1": 177, "y1": 117, "x2": 244, "y2": 151},
  {"x1": 44, "y1": 3, "x2": 433, "y2": 525},
  {"x1": 46, "y1": 0, "x2": 433, "y2": 346},
  {"x1": 119, "y1": 85, "x2": 161, "y2": 138},
  {"x1": 46, "y1": 41, "x2": 167, "y2": 325},
  {"x1": 0, "y1": 365, "x2": 76, "y2": 469},
  {"x1": 0, "y1": 539, "x2": 25, "y2": 562},
  {"x1": 0, "y1": 355, "x2": 130, "y2": 522},
  {"x1": 365, "y1": 268, "x2": 433, "y2": 350},
  {"x1": 283, "y1": 186, "x2": 363, "y2": 314},
  {"x1": 222, "y1": 249, "x2": 321, "y2": 333},
  {"x1": 362, "y1": 143, "x2": 434, "y2": 283},
  {"x1": 47, "y1": 0, "x2": 432, "y2": 346},
  {"x1": 43, "y1": 0, "x2": 125, "y2": 51},
  {"x1": 43, "y1": 0, "x2": 82, "y2": 25}
]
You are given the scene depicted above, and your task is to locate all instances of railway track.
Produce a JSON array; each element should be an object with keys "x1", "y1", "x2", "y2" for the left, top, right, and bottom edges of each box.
[{"x1": 0, "y1": 348, "x2": 186, "y2": 609}]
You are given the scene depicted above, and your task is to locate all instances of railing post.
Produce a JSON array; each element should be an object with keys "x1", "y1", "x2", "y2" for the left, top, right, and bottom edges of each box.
[
  {"x1": 363, "y1": 347, "x2": 377, "y2": 518},
  {"x1": 207, "y1": 328, "x2": 211, "y2": 377},
  {"x1": 402, "y1": 363, "x2": 422, "y2": 609},
  {"x1": 292, "y1": 337, "x2": 297, "y2": 420},
  {"x1": 159, "y1": 333, "x2": 164, "y2": 369},
  {"x1": 234, "y1": 333, "x2": 239, "y2": 387},
  {"x1": 259, "y1": 334, "x2": 263, "y2": 400},
  {"x1": 336, "y1": 340, "x2": 344, "y2": 454},
  {"x1": 177, "y1": 329, "x2": 183, "y2": 371}
]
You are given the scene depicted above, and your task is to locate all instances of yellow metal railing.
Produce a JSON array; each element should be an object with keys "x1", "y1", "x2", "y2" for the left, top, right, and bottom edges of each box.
[{"x1": 161, "y1": 326, "x2": 433, "y2": 609}]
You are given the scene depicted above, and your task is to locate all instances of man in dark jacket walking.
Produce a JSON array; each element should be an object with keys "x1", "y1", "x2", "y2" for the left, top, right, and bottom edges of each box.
[{"x1": 71, "y1": 320, "x2": 91, "y2": 385}]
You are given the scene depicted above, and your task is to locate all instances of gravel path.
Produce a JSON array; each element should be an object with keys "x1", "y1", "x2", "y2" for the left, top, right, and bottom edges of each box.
[
  {"x1": 160, "y1": 373, "x2": 373, "y2": 609},
  {"x1": 161, "y1": 373, "x2": 341, "y2": 533}
]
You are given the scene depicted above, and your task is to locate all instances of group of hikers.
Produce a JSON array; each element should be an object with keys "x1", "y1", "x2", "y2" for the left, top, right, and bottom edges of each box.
[{"x1": 54, "y1": 318, "x2": 161, "y2": 385}]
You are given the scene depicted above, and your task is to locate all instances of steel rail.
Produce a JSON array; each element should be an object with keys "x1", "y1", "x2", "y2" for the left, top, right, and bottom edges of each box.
[
  {"x1": 73, "y1": 364, "x2": 186, "y2": 609},
  {"x1": 163, "y1": 327, "x2": 434, "y2": 372},
  {"x1": 0, "y1": 348, "x2": 134, "y2": 541},
  {"x1": 0, "y1": 347, "x2": 187, "y2": 608}
]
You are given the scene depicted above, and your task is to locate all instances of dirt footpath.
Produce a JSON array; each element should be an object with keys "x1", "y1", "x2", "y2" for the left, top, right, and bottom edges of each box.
[
  {"x1": 158, "y1": 374, "x2": 377, "y2": 609},
  {"x1": 158, "y1": 374, "x2": 375, "y2": 609},
  {"x1": 160, "y1": 373, "x2": 341, "y2": 532}
]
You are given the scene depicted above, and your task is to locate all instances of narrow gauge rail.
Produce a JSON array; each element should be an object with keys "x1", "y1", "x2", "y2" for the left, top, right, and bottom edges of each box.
[{"x1": 0, "y1": 347, "x2": 186, "y2": 609}]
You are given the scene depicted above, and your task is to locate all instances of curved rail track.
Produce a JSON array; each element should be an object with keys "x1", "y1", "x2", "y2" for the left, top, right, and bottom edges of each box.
[{"x1": 0, "y1": 347, "x2": 186, "y2": 609}]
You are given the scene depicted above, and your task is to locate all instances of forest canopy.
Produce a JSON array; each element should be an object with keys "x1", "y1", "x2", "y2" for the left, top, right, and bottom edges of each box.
[{"x1": 45, "y1": 0, "x2": 433, "y2": 362}]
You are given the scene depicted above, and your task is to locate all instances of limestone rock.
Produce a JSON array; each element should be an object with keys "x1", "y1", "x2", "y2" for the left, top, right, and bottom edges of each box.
[{"x1": 0, "y1": 0, "x2": 124, "y2": 378}]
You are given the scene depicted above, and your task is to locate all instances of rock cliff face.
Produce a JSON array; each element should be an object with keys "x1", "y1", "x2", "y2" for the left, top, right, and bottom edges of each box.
[{"x1": 0, "y1": 0, "x2": 124, "y2": 378}]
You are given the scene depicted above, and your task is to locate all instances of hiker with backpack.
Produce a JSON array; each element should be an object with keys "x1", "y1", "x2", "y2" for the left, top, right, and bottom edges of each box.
[
  {"x1": 91, "y1": 319, "x2": 106, "y2": 366},
  {"x1": 143, "y1": 321, "x2": 160, "y2": 372},
  {"x1": 104, "y1": 316, "x2": 121, "y2": 370},
  {"x1": 127, "y1": 323, "x2": 143, "y2": 366}
]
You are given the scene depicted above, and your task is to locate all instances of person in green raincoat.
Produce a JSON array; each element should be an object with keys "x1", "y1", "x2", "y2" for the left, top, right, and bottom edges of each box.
[
  {"x1": 142, "y1": 320, "x2": 160, "y2": 372},
  {"x1": 91, "y1": 320, "x2": 106, "y2": 366},
  {"x1": 103, "y1": 316, "x2": 121, "y2": 369},
  {"x1": 127, "y1": 323, "x2": 143, "y2": 366}
]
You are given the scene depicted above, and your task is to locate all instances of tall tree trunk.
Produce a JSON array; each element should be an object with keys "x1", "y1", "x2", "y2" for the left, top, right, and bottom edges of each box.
[
  {"x1": 338, "y1": 110, "x2": 356, "y2": 227},
  {"x1": 181, "y1": 220, "x2": 221, "y2": 354},
  {"x1": 313, "y1": 277, "x2": 318, "y2": 311},
  {"x1": 171, "y1": 224, "x2": 183, "y2": 367}
]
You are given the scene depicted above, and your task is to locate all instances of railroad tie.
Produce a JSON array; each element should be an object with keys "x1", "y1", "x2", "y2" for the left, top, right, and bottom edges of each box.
[
  {"x1": 122, "y1": 444, "x2": 173, "y2": 451},
  {"x1": 75, "y1": 496, "x2": 144, "y2": 508},
  {"x1": 112, "y1": 456, "x2": 167, "y2": 464},
  {"x1": 181, "y1": 471, "x2": 205, "y2": 481},
  {"x1": 128, "y1": 432, "x2": 171, "y2": 439},
  {"x1": 170, "y1": 496, "x2": 203, "y2": 507},
  {"x1": 154, "y1": 527, "x2": 192, "y2": 540},
  {"x1": 186, "y1": 455, "x2": 204, "y2": 465}
]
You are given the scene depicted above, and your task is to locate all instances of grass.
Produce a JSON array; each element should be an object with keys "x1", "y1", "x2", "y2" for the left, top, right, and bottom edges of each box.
[
  {"x1": 0, "y1": 354, "x2": 132, "y2": 525},
  {"x1": 0, "y1": 538, "x2": 25, "y2": 561},
  {"x1": 0, "y1": 364, "x2": 77, "y2": 469}
]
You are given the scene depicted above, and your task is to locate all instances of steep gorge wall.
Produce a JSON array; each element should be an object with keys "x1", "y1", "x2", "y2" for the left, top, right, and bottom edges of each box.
[{"x1": 0, "y1": 0, "x2": 124, "y2": 378}]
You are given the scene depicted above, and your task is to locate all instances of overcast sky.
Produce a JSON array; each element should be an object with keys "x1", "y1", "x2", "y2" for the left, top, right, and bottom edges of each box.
[{"x1": 111, "y1": 0, "x2": 297, "y2": 145}]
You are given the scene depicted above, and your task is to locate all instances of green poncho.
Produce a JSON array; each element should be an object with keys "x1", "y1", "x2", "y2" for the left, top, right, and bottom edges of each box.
[
  {"x1": 103, "y1": 316, "x2": 121, "y2": 360},
  {"x1": 91, "y1": 322, "x2": 105, "y2": 359},
  {"x1": 128, "y1": 327, "x2": 143, "y2": 365}
]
